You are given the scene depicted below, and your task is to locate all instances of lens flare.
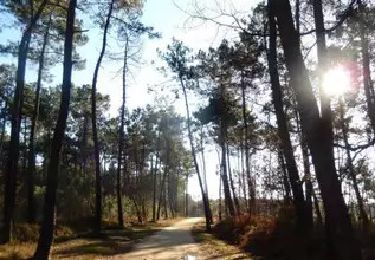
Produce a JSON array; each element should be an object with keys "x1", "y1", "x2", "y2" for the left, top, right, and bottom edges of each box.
[{"x1": 322, "y1": 65, "x2": 351, "y2": 96}]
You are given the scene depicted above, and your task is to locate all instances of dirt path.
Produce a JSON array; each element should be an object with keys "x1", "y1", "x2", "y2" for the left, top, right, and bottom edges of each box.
[{"x1": 113, "y1": 217, "x2": 202, "y2": 260}]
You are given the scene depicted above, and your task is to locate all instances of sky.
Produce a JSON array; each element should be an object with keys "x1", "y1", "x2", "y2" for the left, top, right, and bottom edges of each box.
[{"x1": 0, "y1": 0, "x2": 254, "y2": 201}]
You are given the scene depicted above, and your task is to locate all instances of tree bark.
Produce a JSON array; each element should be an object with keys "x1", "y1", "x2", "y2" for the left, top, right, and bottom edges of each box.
[
  {"x1": 157, "y1": 138, "x2": 169, "y2": 221},
  {"x1": 151, "y1": 154, "x2": 156, "y2": 221},
  {"x1": 33, "y1": 0, "x2": 76, "y2": 257},
  {"x1": 272, "y1": 0, "x2": 361, "y2": 258},
  {"x1": 296, "y1": 110, "x2": 313, "y2": 228},
  {"x1": 266, "y1": 3, "x2": 307, "y2": 229},
  {"x1": 27, "y1": 11, "x2": 52, "y2": 224},
  {"x1": 91, "y1": 0, "x2": 114, "y2": 232},
  {"x1": 312, "y1": 0, "x2": 334, "y2": 153},
  {"x1": 199, "y1": 128, "x2": 209, "y2": 203},
  {"x1": 240, "y1": 145, "x2": 248, "y2": 210},
  {"x1": 185, "y1": 173, "x2": 189, "y2": 217},
  {"x1": 241, "y1": 72, "x2": 255, "y2": 213},
  {"x1": 227, "y1": 144, "x2": 240, "y2": 215},
  {"x1": 312, "y1": 188, "x2": 323, "y2": 227},
  {"x1": 116, "y1": 33, "x2": 129, "y2": 228},
  {"x1": 278, "y1": 149, "x2": 291, "y2": 203},
  {"x1": 301, "y1": 130, "x2": 313, "y2": 228},
  {"x1": 180, "y1": 78, "x2": 213, "y2": 230},
  {"x1": 219, "y1": 125, "x2": 235, "y2": 217},
  {"x1": 2, "y1": 0, "x2": 47, "y2": 243},
  {"x1": 219, "y1": 171, "x2": 222, "y2": 221},
  {"x1": 157, "y1": 169, "x2": 166, "y2": 220}
]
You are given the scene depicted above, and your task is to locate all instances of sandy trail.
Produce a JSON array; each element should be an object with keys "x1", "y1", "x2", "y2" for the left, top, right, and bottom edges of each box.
[{"x1": 112, "y1": 217, "x2": 202, "y2": 260}]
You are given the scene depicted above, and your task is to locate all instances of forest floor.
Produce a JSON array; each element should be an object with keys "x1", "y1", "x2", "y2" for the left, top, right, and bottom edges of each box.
[
  {"x1": 115, "y1": 217, "x2": 250, "y2": 259},
  {"x1": 0, "y1": 217, "x2": 250, "y2": 259},
  {"x1": 0, "y1": 219, "x2": 176, "y2": 259},
  {"x1": 116, "y1": 217, "x2": 202, "y2": 259},
  {"x1": 192, "y1": 220, "x2": 251, "y2": 260}
]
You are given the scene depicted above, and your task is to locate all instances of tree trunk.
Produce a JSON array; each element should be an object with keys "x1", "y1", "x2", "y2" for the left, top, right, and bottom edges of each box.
[
  {"x1": 185, "y1": 174, "x2": 189, "y2": 217},
  {"x1": 164, "y1": 183, "x2": 168, "y2": 219},
  {"x1": 301, "y1": 131, "x2": 313, "y2": 228},
  {"x1": 272, "y1": 0, "x2": 361, "y2": 258},
  {"x1": 116, "y1": 34, "x2": 129, "y2": 228},
  {"x1": 180, "y1": 78, "x2": 213, "y2": 230},
  {"x1": 91, "y1": 0, "x2": 114, "y2": 232},
  {"x1": 266, "y1": 3, "x2": 307, "y2": 229},
  {"x1": 80, "y1": 112, "x2": 89, "y2": 173},
  {"x1": 278, "y1": 149, "x2": 291, "y2": 203},
  {"x1": 296, "y1": 110, "x2": 313, "y2": 228},
  {"x1": 219, "y1": 128, "x2": 235, "y2": 217},
  {"x1": 2, "y1": 0, "x2": 47, "y2": 243},
  {"x1": 339, "y1": 98, "x2": 368, "y2": 230},
  {"x1": 219, "y1": 173, "x2": 222, "y2": 221},
  {"x1": 312, "y1": 188, "x2": 323, "y2": 227},
  {"x1": 33, "y1": 0, "x2": 76, "y2": 257},
  {"x1": 200, "y1": 128, "x2": 209, "y2": 203},
  {"x1": 312, "y1": 0, "x2": 334, "y2": 155},
  {"x1": 241, "y1": 72, "x2": 254, "y2": 213},
  {"x1": 27, "y1": 12, "x2": 52, "y2": 224},
  {"x1": 157, "y1": 142, "x2": 169, "y2": 221},
  {"x1": 151, "y1": 154, "x2": 156, "y2": 221},
  {"x1": 227, "y1": 144, "x2": 240, "y2": 215},
  {"x1": 240, "y1": 145, "x2": 248, "y2": 211}
]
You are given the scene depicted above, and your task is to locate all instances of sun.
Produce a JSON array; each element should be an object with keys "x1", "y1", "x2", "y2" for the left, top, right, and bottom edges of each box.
[{"x1": 322, "y1": 65, "x2": 351, "y2": 96}]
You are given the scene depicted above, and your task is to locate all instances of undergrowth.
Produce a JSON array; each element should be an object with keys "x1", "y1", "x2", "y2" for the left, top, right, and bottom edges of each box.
[
  {"x1": 213, "y1": 207, "x2": 324, "y2": 260},
  {"x1": 212, "y1": 207, "x2": 375, "y2": 259}
]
